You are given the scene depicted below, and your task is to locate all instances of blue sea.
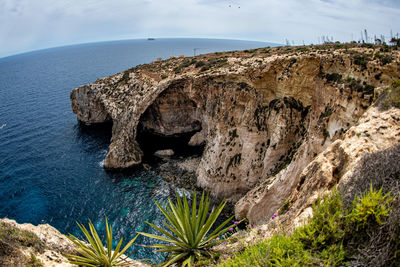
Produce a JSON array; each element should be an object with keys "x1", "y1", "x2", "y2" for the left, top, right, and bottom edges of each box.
[{"x1": 0, "y1": 38, "x2": 269, "y2": 262}]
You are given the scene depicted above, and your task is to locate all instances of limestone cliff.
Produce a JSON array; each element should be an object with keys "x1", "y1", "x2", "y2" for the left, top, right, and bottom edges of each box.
[
  {"x1": 71, "y1": 44, "x2": 400, "y2": 223},
  {"x1": 0, "y1": 218, "x2": 76, "y2": 266}
]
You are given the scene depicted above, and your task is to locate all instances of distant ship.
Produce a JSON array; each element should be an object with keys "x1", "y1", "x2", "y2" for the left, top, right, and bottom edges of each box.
[{"x1": 147, "y1": 38, "x2": 155, "y2": 41}]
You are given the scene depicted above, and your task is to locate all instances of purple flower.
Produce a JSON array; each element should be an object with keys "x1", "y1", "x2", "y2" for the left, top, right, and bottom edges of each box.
[
  {"x1": 229, "y1": 228, "x2": 234, "y2": 231},
  {"x1": 234, "y1": 221, "x2": 239, "y2": 225},
  {"x1": 253, "y1": 236, "x2": 256, "y2": 239},
  {"x1": 248, "y1": 224, "x2": 252, "y2": 228},
  {"x1": 253, "y1": 225, "x2": 257, "y2": 228},
  {"x1": 262, "y1": 234, "x2": 265, "y2": 237},
  {"x1": 223, "y1": 241, "x2": 227, "y2": 245},
  {"x1": 286, "y1": 210, "x2": 290, "y2": 214},
  {"x1": 271, "y1": 213, "x2": 278, "y2": 219}
]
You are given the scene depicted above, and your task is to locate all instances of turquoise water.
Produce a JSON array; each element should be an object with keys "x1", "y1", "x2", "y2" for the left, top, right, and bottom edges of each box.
[{"x1": 0, "y1": 38, "x2": 271, "y2": 262}]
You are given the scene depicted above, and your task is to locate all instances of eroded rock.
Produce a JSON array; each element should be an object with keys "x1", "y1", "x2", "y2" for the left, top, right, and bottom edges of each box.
[
  {"x1": 71, "y1": 45, "x2": 400, "y2": 223},
  {"x1": 154, "y1": 149, "x2": 175, "y2": 158}
]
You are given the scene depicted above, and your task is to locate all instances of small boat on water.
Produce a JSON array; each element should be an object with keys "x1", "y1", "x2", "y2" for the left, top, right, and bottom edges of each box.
[{"x1": 147, "y1": 38, "x2": 155, "y2": 41}]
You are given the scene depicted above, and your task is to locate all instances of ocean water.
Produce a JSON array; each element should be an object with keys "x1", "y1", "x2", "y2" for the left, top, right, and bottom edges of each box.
[{"x1": 0, "y1": 38, "x2": 269, "y2": 262}]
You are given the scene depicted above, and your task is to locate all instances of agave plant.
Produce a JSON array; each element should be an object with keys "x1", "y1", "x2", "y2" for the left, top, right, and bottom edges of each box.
[
  {"x1": 139, "y1": 190, "x2": 240, "y2": 267},
  {"x1": 65, "y1": 217, "x2": 138, "y2": 267}
]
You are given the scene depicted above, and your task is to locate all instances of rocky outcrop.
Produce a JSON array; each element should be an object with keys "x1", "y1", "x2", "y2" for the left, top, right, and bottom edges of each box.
[
  {"x1": 0, "y1": 218, "x2": 76, "y2": 266},
  {"x1": 237, "y1": 106, "x2": 400, "y2": 224},
  {"x1": 0, "y1": 218, "x2": 148, "y2": 267},
  {"x1": 71, "y1": 44, "x2": 400, "y2": 223}
]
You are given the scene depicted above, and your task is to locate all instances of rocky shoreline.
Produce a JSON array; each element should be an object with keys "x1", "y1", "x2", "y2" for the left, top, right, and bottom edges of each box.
[{"x1": 71, "y1": 43, "x2": 400, "y2": 224}]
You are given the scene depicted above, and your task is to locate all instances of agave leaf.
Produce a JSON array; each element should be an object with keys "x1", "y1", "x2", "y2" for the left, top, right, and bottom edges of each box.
[
  {"x1": 154, "y1": 248, "x2": 183, "y2": 253},
  {"x1": 201, "y1": 216, "x2": 239, "y2": 246},
  {"x1": 155, "y1": 201, "x2": 179, "y2": 229},
  {"x1": 162, "y1": 220, "x2": 186, "y2": 242},
  {"x1": 138, "y1": 232, "x2": 191, "y2": 248},
  {"x1": 105, "y1": 217, "x2": 112, "y2": 259},
  {"x1": 165, "y1": 204, "x2": 183, "y2": 233},
  {"x1": 198, "y1": 193, "x2": 210, "y2": 234},
  {"x1": 117, "y1": 234, "x2": 139, "y2": 259},
  {"x1": 195, "y1": 192, "x2": 206, "y2": 234},
  {"x1": 100, "y1": 253, "x2": 110, "y2": 265},
  {"x1": 88, "y1": 220, "x2": 105, "y2": 256},
  {"x1": 110, "y1": 236, "x2": 123, "y2": 262},
  {"x1": 67, "y1": 260, "x2": 97, "y2": 267},
  {"x1": 66, "y1": 235, "x2": 99, "y2": 260},
  {"x1": 145, "y1": 221, "x2": 179, "y2": 242},
  {"x1": 65, "y1": 254, "x2": 99, "y2": 265},
  {"x1": 76, "y1": 222, "x2": 102, "y2": 256},
  {"x1": 143, "y1": 244, "x2": 180, "y2": 249},
  {"x1": 191, "y1": 190, "x2": 197, "y2": 235},
  {"x1": 161, "y1": 252, "x2": 188, "y2": 267},
  {"x1": 182, "y1": 193, "x2": 195, "y2": 245},
  {"x1": 168, "y1": 198, "x2": 189, "y2": 243},
  {"x1": 195, "y1": 204, "x2": 222, "y2": 245},
  {"x1": 65, "y1": 218, "x2": 137, "y2": 267},
  {"x1": 182, "y1": 254, "x2": 194, "y2": 267}
]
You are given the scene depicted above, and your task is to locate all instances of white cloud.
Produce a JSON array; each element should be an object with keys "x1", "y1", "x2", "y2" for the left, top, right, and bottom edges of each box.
[{"x1": 0, "y1": 0, "x2": 399, "y2": 58}]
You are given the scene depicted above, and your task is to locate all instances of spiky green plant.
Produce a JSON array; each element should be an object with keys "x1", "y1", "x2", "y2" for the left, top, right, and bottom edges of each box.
[
  {"x1": 65, "y1": 217, "x2": 138, "y2": 267},
  {"x1": 139, "y1": 191, "x2": 239, "y2": 267}
]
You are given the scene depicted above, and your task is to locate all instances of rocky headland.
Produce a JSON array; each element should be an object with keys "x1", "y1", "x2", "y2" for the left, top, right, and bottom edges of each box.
[
  {"x1": 2, "y1": 43, "x2": 399, "y2": 267},
  {"x1": 71, "y1": 43, "x2": 400, "y2": 225}
]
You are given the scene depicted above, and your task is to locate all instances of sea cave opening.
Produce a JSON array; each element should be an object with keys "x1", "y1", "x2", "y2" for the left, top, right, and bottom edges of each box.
[{"x1": 136, "y1": 86, "x2": 205, "y2": 163}]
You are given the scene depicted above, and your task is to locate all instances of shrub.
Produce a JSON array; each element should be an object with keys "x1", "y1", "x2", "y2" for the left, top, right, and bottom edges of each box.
[
  {"x1": 353, "y1": 54, "x2": 370, "y2": 69},
  {"x1": 347, "y1": 185, "x2": 393, "y2": 229},
  {"x1": 294, "y1": 190, "x2": 345, "y2": 251},
  {"x1": 65, "y1": 217, "x2": 138, "y2": 267},
  {"x1": 376, "y1": 79, "x2": 400, "y2": 109},
  {"x1": 220, "y1": 185, "x2": 396, "y2": 267},
  {"x1": 200, "y1": 65, "x2": 210, "y2": 72},
  {"x1": 195, "y1": 61, "x2": 206, "y2": 68},
  {"x1": 0, "y1": 222, "x2": 44, "y2": 253},
  {"x1": 140, "y1": 191, "x2": 237, "y2": 267},
  {"x1": 325, "y1": 73, "x2": 342, "y2": 83}
]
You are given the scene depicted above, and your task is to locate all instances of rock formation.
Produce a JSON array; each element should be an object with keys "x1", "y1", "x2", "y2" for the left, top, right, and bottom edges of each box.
[
  {"x1": 71, "y1": 44, "x2": 400, "y2": 223},
  {"x1": 0, "y1": 218, "x2": 75, "y2": 266},
  {"x1": 0, "y1": 218, "x2": 148, "y2": 267}
]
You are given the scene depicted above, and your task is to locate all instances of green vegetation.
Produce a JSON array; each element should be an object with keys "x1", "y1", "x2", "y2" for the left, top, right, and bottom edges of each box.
[
  {"x1": 347, "y1": 185, "x2": 393, "y2": 229},
  {"x1": 139, "y1": 191, "x2": 237, "y2": 267},
  {"x1": 65, "y1": 217, "x2": 138, "y2": 267},
  {"x1": 195, "y1": 61, "x2": 206, "y2": 68},
  {"x1": 277, "y1": 199, "x2": 291, "y2": 215},
  {"x1": 197, "y1": 58, "x2": 228, "y2": 72},
  {"x1": 174, "y1": 59, "x2": 197, "y2": 73},
  {"x1": 390, "y1": 37, "x2": 400, "y2": 47},
  {"x1": 0, "y1": 222, "x2": 44, "y2": 253},
  {"x1": 352, "y1": 54, "x2": 370, "y2": 70},
  {"x1": 376, "y1": 79, "x2": 400, "y2": 109},
  {"x1": 324, "y1": 73, "x2": 342, "y2": 83},
  {"x1": 374, "y1": 52, "x2": 393, "y2": 65},
  {"x1": 220, "y1": 186, "x2": 396, "y2": 267},
  {"x1": 27, "y1": 253, "x2": 43, "y2": 267},
  {"x1": 345, "y1": 76, "x2": 375, "y2": 95}
]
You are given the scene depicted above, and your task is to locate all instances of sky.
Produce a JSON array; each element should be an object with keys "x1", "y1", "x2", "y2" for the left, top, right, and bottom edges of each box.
[{"x1": 0, "y1": 0, "x2": 399, "y2": 58}]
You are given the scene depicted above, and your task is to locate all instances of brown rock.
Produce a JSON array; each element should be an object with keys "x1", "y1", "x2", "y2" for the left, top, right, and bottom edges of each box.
[{"x1": 70, "y1": 46, "x2": 400, "y2": 222}]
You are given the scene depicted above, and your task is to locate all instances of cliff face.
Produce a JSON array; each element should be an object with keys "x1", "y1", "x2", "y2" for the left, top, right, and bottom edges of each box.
[{"x1": 71, "y1": 45, "x2": 400, "y2": 223}]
